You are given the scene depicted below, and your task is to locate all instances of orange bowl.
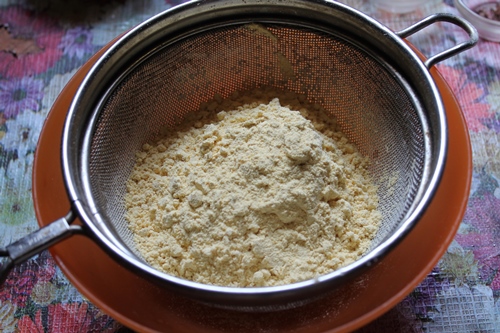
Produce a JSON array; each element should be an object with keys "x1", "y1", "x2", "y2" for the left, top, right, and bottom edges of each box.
[{"x1": 32, "y1": 40, "x2": 471, "y2": 332}]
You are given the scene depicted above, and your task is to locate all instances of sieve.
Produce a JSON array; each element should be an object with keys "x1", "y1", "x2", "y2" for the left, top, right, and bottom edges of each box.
[{"x1": 0, "y1": 0, "x2": 477, "y2": 310}]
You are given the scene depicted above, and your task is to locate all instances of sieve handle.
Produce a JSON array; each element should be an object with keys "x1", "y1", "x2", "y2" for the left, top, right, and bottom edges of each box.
[
  {"x1": 0, "y1": 211, "x2": 83, "y2": 284},
  {"x1": 396, "y1": 13, "x2": 478, "y2": 69}
]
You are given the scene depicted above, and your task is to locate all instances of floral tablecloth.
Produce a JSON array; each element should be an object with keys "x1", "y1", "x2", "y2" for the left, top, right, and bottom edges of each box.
[{"x1": 0, "y1": 0, "x2": 499, "y2": 332}]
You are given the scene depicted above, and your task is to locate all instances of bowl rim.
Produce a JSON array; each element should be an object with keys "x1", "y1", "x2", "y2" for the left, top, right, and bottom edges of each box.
[{"x1": 455, "y1": 0, "x2": 500, "y2": 27}]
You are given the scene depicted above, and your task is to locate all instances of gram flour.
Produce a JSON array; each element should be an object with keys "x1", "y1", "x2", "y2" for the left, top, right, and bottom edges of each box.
[{"x1": 125, "y1": 93, "x2": 380, "y2": 287}]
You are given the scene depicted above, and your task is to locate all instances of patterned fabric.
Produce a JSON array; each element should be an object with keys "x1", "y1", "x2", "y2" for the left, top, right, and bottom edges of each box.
[{"x1": 0, "y1": 0, "x2": 499, "y2": 331}]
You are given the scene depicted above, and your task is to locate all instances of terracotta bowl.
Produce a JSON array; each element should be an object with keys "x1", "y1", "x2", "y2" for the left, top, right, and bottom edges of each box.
[{"x1": 32, "y1": 41, "x2": 471, "y2": 332}]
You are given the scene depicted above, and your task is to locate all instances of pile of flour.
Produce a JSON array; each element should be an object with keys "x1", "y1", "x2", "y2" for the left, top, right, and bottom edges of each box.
[{"x1": 125, "y1": 92, "x2": 380, "y2": 287}]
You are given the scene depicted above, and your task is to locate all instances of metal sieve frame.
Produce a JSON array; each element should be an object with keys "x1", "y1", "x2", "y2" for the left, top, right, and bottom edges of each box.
[{"x1": 1, "y1": 0, "x2": 478, "y2": 310}]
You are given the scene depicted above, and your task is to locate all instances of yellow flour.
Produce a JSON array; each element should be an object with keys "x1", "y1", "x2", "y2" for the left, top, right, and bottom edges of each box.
[{"x1": 125, "y1": 92, "x2": 380, "y2": 287}]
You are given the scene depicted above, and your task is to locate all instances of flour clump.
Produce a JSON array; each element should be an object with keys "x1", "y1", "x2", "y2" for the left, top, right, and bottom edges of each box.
[{"x1": 125, "y1": 91, "x2": 381, "y2": 287}]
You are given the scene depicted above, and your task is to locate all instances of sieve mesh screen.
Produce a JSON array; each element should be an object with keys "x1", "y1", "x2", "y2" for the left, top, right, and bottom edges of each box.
[{"x1": 88, "y1": 23, "x2": 426, "y2": 264}]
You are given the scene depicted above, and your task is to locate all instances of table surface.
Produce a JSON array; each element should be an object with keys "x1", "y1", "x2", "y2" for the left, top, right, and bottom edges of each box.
[{"x1": 0, "y1": 0, "x2": 499, "y2": 332}]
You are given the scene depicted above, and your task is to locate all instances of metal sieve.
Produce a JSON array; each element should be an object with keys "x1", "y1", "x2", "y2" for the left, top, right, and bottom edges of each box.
[{"x1": 1, "y1": 0, "x2": 477, "y2": 311}]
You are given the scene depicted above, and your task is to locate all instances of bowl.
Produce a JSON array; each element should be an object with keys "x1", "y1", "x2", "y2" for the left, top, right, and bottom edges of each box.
[
  {"x1": 33, "y1": 44, "x2": 473, "y2": 331},
  {"x1": 454, "y1": 0, "x2": 500, "y2": 42}
]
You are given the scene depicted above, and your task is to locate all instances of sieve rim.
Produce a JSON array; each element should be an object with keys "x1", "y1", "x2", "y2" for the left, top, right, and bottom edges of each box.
[{"x1": 60, "y1": 0, "x2": 461, "y2": 308}]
